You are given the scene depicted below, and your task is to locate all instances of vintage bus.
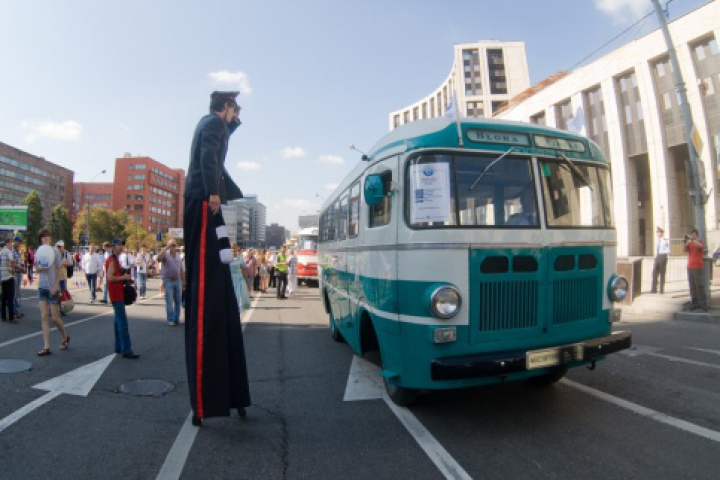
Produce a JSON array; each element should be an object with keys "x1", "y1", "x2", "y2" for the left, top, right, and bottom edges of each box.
[
  {"x1": 318, "y1": 117, "x2": 631, "y2": 405},
  {"x1": 296, "y1": 227, "x2": 319, "y2": 285}
]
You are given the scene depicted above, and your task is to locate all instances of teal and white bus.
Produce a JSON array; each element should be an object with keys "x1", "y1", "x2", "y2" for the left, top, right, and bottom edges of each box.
[{"x1": 318, "y1": 118, "x2": 631, "y2": 405}]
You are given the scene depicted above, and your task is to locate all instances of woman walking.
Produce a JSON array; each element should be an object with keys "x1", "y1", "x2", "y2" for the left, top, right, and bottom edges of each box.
[
  {"x1": 244, "y1": 249, "x2": 257, "y2": 293},
  {"x1": 34, "y1": 228, "x2": 69, "y2": 356},
  {"x1": 258, "y1": 250, "x2": 269, "y2": 293}
]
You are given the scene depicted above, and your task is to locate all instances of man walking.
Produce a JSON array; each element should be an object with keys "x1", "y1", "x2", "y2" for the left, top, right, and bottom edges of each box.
[
  {"x1": 1, "y1": 238, "x2": 16, "y2": 323},
  {"x1": 82, "y1": 246, "x2": 99, "y2": 303},
  {"x1": 12, "y1": 236, "x2": 25, "y2": 319},
  {"x1": 135, "y1": 246, "x2": 150, "y2": 299},
  {"x1": 651, "y1": 226, "x2": 670, "y2": 294},
  {"x1": 183, "y1": 91, "x2": 251, "y2": 426},
  {"x1": 156, "y1": 241, "x2": 184, "y2": 325}
]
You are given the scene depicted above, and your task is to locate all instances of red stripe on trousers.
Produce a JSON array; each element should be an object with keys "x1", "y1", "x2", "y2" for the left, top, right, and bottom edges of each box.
[{"x1": 196, "y1": 201, "x2": 208, "y2": 419}]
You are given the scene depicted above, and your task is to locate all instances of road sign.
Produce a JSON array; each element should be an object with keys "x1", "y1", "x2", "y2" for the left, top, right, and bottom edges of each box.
[
  {"x1": 0, "y1": 206, "x2": 28, "y2": 231},
  {"x1": 156, "y1": 233, "x2": 163, "y2": 242},
  {"x1": 168, "y1": 228, "x2": 183, "y2": 239}
]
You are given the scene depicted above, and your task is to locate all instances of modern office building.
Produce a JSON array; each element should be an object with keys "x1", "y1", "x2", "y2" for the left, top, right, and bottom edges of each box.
[
  {"x1": 0, "y1": 141, "x2": 74, "y2": 222},
  {"x1": 298, "y1": 214, "x2": 319, "y2": 229},
  {"x1": 494, "y1": 1, "x2": 720, "y2": 257},
  {"x1": 389, "y1": 40, "x2": 530, "y2": 130},
  {"x1": 234, "y1": 195, "x2": 266, "y2": 247},
  {"x1": 265, "y1": 223, "x2": 288, "y2": 249}
]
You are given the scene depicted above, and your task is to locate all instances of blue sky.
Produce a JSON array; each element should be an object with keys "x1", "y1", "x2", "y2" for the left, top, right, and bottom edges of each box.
[{"x1": 0, "y1": 0, "x2": 710, "y2": 232}]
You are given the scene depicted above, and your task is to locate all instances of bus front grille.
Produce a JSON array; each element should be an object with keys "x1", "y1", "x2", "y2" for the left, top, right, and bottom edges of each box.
[
  {"x1": 552, "y1": 277, "x2": 598, "y2": 324},
  {"x1": 478, "y1": 280, "x2": 538, "y2": 331}
]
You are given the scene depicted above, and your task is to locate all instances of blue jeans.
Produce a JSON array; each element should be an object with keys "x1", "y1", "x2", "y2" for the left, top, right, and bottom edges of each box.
[
  {"x1": 111, "y1": 300, "x2": 133, "y2": 355},
  {"x1": 137, "y1": 273, "x2": 147, "y2": 297},
  {"x1": 14, "y1": 272, "x2": 21, "y2": 313},
  {"x1": 86, "y1": 274, "x2": 97, "y2": 300},
  {"x1": 102, "y1": 278, "x2": 109, "y2": 302},
  {"x1": 163, "y1": 279, "x2": 182, "y2": 324}
]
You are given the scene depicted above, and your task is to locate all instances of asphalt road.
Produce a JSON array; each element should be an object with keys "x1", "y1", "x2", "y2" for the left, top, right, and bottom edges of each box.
[{"x1": 1, "y1": 280, "x2": 720, "y2": 479}]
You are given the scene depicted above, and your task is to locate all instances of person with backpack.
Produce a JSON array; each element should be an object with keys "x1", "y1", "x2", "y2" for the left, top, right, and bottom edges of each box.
[{"x1": 56, "y1": 240, "x2": 74, "y2": 317}]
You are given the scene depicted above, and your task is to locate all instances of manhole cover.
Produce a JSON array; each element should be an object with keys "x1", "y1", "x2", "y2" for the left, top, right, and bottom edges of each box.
[
  {"x1": 0, "y1": 359, "x2": 33, "y2": 373},
  {"x1": 118, "y1": 379, "x2": 175, "y2": 397}
]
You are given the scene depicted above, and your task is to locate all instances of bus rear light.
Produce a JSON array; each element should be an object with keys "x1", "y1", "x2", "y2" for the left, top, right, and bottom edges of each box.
[
  {"x1": 433, "y1": 327, "x2": 457, "y2": 344},
  {"x1": 607, "y1": 275, "x2": 628, "y2": 303}
]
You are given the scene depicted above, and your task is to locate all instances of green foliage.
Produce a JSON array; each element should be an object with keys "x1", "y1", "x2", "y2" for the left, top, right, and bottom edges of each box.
[
  {"x1": 21, "y1": 190, "x2": 43, "y2": 248},
  {"x1": 48, "y1": 204, "x2": 73, "y2": 249}
]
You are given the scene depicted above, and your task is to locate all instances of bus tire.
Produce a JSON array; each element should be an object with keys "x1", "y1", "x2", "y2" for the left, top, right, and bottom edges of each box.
[
  {"x1": 329, "y1": 310, "x2": 344, "y2": 343},
  {"x1": 527, "y1": 367, "x2": 567, "y2": 386},
  {"x1": 383, "y1": 377, "x2": 419, "y2": 406}
]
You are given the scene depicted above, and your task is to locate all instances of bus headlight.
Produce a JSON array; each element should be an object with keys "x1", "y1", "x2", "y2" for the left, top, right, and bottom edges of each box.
[
  {"x1": 429, "y1": 286, "x2": 462, "y2": 319},
  {"x1": 608, "y1": 275, "x2": 628, "y2": 302}
]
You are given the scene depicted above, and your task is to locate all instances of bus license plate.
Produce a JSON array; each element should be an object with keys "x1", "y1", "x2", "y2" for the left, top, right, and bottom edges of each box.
[{"x1": 526, "y1": 345, "x2": 584, "y2": 370}]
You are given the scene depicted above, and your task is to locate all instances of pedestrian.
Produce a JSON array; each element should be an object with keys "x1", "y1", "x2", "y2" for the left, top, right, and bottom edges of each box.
[
  {"x1": 56, "y1": 240, "x2": 74, "y2": 317},
  {"x1": 135, "y1": 246, "x2": 150, "y2": 299},
  {"x1": 685, "y1": 228, "x2": 708, "y2": 311},
  {"x1": 183, "y1": 90, "x2": 251, "y2": 426},
  {"x1": 99, "y1": 242, "x2": 112, "y2": 304},
  {"x1": 12, "y1": 236, "x2": 26, "y2": 319},
  {"x1": 1, "y1": 238, "x2": 17, "y2": 323},
  {"x1": 156, "y1": 240, "x2": 185, "y2": 326},
  {"x1": 230, "y1": 242, "x2": 251, "y2": 317},
  {"x1": 651, "y1": 226, "x2": 670, "y2": 294},
  {"x1": 34, "y1": 229, "x2": 70, "y2": 356},
  {"x1": 268, "y1": 250, "x2": 277, "y2": 288},
  {"x1": 258, "y1": 249, "x2": 269, "y2": 293},
  {"x1": 287, "y1": 248, "x2": 298, "y2": 296},
  {"x1": 245, "y1": 249, "x2": 257, "y2": 293},
  {"x1": 275, "y1": 245, "x2": 288, "y2": 299},
  {"x1": 82, "y1": 246, "x2": 101, "y2": 303},
  {"x1": 106, "y1": 238, "x2": 139, "y2": 359},
  {"x1": 26, "y1": 246, "x2": 35, "y2": 284}
]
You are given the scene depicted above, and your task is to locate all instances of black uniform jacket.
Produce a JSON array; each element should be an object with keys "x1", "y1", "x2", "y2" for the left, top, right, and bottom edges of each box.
[{"x1": 184, "y1": 113, "x2": 243, "y2": 203}]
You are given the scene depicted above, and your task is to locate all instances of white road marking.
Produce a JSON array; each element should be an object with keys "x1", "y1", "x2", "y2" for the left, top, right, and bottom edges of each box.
[
  {"x1": 562, "y1": 379, "x2": 720, "y2": 443},
  {"x1": 0, "y1": 354, "x2": 115, "y2": 433},
  {"x1": 0, "y1": 295, "x2": 159, "y2": 350},
  {"x1": 621, "y1": 345, "x2": 720, "y2": 370},
  {"x1": 688, "y1": 347, "x2": 720, "y2": 357},
  {"x1": 155, "y1": 292, "x2": 261, "y2": 480},
  {"x1": 344, "y1": 356, "x2": 472, "y2": 480}
]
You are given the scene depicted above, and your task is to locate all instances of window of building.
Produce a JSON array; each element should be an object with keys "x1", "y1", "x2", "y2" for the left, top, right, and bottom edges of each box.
[{"x1": 531, "y1": 111, "x2": 546, "y2": 125}]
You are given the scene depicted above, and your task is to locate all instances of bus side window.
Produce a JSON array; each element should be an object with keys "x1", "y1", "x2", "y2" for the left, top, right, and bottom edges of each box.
[
  {"x1": 349, "y1": 183, "x2": 360, "y2": 237},
  {"x1": 338, "y1": 195, "x2": 348, "y2": 240},
  {"x1": 369, "y1": 171, "x2": 392, "y2": 228}
]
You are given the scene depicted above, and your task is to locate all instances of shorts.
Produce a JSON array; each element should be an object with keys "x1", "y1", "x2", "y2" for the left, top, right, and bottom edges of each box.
[{"x1": 38, "y1": 288, "x2": 60, "y2": 304}]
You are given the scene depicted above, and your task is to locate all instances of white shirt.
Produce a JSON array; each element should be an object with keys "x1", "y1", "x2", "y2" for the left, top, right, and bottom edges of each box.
[
  {"x1": 83, "y1": 252, "x2": 102, "y2": 275},
  {"x1": 657, "y1": 237, "x2": 670, "y2": 255},
  {"x1": 135, "y1": 252, "x2": 150, "y2": 274}
]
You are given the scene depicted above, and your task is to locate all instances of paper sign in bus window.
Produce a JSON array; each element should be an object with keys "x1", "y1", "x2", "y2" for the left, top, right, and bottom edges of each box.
[{"x1": 409, "y1": 163, "x2": 451, "y2": 223}]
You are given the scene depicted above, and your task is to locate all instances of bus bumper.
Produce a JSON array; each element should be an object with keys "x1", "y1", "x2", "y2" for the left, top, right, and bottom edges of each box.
[{"x1": 430, "y1": 330, "x2": 632, "y2": 381}]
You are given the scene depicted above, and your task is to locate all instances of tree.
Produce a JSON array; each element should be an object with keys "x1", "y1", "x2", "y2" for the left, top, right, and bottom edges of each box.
[
  {"x1": 22, "y1": 190, "x2": 43, "y2": 248},
  {"x1": 48, "y1": 205, "x2": 73, "y2": 249}
]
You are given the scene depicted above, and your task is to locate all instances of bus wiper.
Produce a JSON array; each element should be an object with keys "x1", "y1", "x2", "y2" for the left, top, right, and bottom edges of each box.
[
  {"x1": 469, "y1": 147, "x2": 515, "y2": 191},
  {"x1": 557, "y1": 153, "x2": 593, "y2": 192}
]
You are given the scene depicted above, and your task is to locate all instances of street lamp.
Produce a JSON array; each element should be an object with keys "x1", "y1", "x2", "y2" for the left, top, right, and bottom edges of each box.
[{"x1": 86, "y1": 169, "x2": 107, "y2": 246}]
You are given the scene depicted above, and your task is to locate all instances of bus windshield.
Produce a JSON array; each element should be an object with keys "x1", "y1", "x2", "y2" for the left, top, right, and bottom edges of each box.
[
  {"x1": 405, "y1": 153, "x2": 613, "y2": 228},
  {"x1": 297, "y1": 235, "x2": 318, "y2": 250}
]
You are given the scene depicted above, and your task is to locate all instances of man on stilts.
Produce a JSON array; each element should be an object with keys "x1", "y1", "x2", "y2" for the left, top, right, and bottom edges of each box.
[{"x1": 184, "y1": 91, "x2": 250, "y2": 426}]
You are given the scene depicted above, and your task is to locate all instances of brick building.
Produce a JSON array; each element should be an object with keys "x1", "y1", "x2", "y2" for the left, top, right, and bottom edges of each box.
[
  {"x1": 73, "y1": 182, "x2": 113, "y2": 222},
  {"x1": 0, "y1": 141, "x2": 74, "y2": 222},
  {"x1": 112, "y1": 154, "x2": 185, "y2": 234}
]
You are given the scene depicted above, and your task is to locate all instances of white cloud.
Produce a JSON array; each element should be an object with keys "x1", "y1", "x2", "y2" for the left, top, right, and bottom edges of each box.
[
  {"x1": 237, "y1": 161, "x2": 262, "y2": 171},
  {"x1": 21, "y1": 119, "x2": 82, "y2": 143},
  {"x1": 207, "y1": 70, "x2": 252, "y2": 96},
  {"x1": 594, "y1": 0, "x2": 648, "y2": 23},
  {"x1": 325, "y1": 183, "x2": 338, "y2": 191},
  {"x1": 319, "y1": 154, "x2": 344, "y2": 165},
  {"x1": 281, "y1": 147, "x2": 307, "y2": 159}
]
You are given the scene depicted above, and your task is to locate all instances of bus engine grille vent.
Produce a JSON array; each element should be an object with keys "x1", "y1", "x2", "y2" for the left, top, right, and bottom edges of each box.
[
  {"x1": 478, "y1": 280, "x2": 538, "y2": 331},
  {"x1": 552, "y1": 277, "x2": 598, "y2": 324}
]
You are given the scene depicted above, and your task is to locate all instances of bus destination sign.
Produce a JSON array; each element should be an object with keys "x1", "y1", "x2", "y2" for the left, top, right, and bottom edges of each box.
[
  {"x1": 466, "y1": 129, "x2": 531, "y2": 147},
  {"x1": 533, "y1": 134, "x2": 586, "y2": 153}
]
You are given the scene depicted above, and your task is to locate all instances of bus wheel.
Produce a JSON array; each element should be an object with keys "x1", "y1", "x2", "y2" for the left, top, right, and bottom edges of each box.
[
  {"x1": 329, "y1": 311, "x2": 344, "y2": 343},
  {"x1": 527, "y1": 367, "x2": 567, "y2": 386},
  {"x1": 383, "y1": 377, "x2": 419, "y2": 406}
]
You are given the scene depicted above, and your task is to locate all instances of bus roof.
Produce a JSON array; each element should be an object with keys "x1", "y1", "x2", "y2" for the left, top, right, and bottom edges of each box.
[{"x1": 367, "y1": 117, "x2": 607, "y2": 164}]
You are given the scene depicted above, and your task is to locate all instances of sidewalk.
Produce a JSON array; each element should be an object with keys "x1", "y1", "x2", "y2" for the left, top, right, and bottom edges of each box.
[{"x1": 621, "y1": 282, "x2": 720, "y2": 324}]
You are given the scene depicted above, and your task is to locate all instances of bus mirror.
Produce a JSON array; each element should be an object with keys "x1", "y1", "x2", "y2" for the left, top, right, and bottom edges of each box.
[{"x1": 364, "y1": 174, "x2": 386, "y2": 206}]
